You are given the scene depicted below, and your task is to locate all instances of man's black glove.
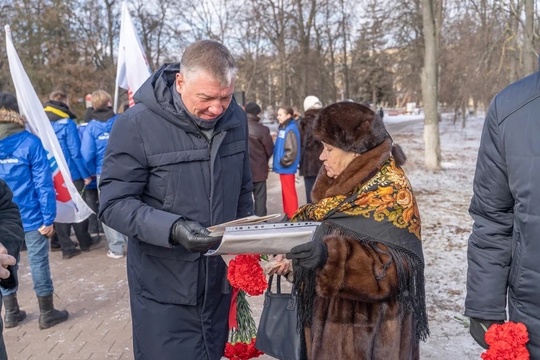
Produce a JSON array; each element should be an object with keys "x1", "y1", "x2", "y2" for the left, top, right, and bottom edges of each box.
[
  {"x1": 286, "y1": 241, "x2": 328, "y2": 269},
  {"x1": 469, "y1": 317, "x2": 504, "y2": 349},
  {"x1": 170, "y1": 219, "x2": 221, "y2": 253}
]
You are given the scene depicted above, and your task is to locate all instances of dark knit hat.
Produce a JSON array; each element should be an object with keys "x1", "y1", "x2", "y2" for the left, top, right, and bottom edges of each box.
[
  {"x1": 313, "y1": 101, "x2": 390, "y2": 154},
  {"x1": 244, "y1": 102, "x2": 261, "y2": 116},
  {"x1": 0, "y1": 92, "x2": 19, "y2": 113}
]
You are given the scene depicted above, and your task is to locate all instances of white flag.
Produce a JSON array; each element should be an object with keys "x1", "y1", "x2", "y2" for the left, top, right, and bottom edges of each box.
[
  {"x1": 5, "y1": 25, "x2": 93, "y2": 223},
  {"x1": 116, "y1": 1, "x2": 152, "y2": 107}
]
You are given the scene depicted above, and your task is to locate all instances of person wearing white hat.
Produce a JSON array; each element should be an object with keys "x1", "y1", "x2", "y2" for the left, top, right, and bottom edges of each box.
[{"x1": 298, "y1": 96, "x2": 323, "y2": 204}]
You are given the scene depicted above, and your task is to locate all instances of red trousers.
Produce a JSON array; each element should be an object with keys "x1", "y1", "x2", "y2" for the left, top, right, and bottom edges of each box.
[{"x1": 279, "y1": 174, "x2": 298, "y2": 218}]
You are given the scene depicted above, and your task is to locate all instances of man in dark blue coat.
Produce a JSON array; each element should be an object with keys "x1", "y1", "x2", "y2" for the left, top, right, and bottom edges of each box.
[
  {"x1": 466, "y1": 67, "x2": 540, "y2": 357},
  {"x1": 99, "y1": 40, "x2": 253, "y2": 360}
]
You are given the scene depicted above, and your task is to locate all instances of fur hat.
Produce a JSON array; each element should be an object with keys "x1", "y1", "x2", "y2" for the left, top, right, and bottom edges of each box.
[
  {"x1": 303, "y1": 96, "x2": 322, "y2": 112},
  {"x1": 0, "y1": 92, "x2": 19, "y2": 113},
  {"x1": 244, "y1": 102, "x2": 261, "y2": 116},
  {"x1": 313, "y1": 101, "x2": 390, "y2": 154}
]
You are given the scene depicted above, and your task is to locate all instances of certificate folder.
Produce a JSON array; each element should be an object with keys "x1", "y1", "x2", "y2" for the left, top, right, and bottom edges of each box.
[{"x1": 204, "y1": 221, "x2": 321, "y2": 256}]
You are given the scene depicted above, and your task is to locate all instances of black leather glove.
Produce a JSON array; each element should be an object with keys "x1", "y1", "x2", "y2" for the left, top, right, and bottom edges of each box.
[
  {"x1": 469, "y1": 317, "x2": 504, "y2": 349},
  {"x1": 0, "y1": 266, "x2": 17, "y2": 289},
  {"x1": 170, "y1": 219, "x2": 221, "y2": 253},
  {"x1": 286, "y1": 241, "x2": 328, "y2": 269}
]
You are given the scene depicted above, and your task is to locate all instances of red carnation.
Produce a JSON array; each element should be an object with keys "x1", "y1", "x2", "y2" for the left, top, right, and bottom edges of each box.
[
  {"x1": 224, "y1": 338, "x2": 263, "y2": 360},
  {"x1": 227, "y1": 255, "x2": 267, "y2": 296},
  {"x1": 481, "y1": 322, "x2": 529, "y2": 360}
]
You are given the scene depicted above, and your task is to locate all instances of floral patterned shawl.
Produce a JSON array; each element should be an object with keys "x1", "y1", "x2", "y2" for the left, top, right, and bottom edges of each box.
[{"x1": 291, "y1": 149, "x2": 428, "y2": 342}]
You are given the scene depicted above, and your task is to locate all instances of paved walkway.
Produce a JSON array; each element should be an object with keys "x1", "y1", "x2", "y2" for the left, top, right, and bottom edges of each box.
[{"x1": 3, "y1": 172, "x2": 298, "y2": 360}]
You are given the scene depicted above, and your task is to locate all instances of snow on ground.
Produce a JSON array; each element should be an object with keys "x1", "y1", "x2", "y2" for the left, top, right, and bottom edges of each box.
[
  {"x1": 384, "y1": 113, "x2": 425, "y2": 124},
  {"x1": 390, "y1": 113, "x2": 485, "y2": 359}
]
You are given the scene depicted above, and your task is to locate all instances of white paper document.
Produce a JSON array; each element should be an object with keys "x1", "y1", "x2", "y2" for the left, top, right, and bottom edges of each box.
[{"x1": 205, "y1": 221, "x2": 321, "y2": 256}]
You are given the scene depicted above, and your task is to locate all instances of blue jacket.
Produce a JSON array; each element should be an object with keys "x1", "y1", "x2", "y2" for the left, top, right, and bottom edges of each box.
[
  {"x1": 272, "y1": 119, "x2": 301, "y2": 174},
  {"x1": 77, "y1": 122, "x2": 97, "y2": 189},
  {"x1": 0, "y1": 131, "x2": 56, "y2": 231},
  {"x1": 81, "y1": 115, "x2": 118, "y2": 176},
  {"x1": 50, "y1": 118, "x2": 91, "y2": 181}
]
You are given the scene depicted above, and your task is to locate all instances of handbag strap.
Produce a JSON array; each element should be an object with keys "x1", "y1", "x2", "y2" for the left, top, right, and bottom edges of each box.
[{"x1": 267, "y1": 275, "x2": 282, "y2": 294}]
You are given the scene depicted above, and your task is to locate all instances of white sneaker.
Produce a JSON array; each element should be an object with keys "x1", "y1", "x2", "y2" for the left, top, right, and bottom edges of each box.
[{"x1": 107, "y1": 250, "x2": 124, "y2": 259}]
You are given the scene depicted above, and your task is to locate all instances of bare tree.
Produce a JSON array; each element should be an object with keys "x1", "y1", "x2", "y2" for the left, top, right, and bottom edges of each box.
[
  {"x1": 251, "y1": 0, "x2": 294, "y2": 105},
  {"x1": 131, "y1": 0, "x2": 181, "y2": 70},
  {"x1": 421, "y1": 0, "x2": 441, "y2": 170},
  {"x1": 523, "y1": 0, "x2": 536, "y2": 75}
]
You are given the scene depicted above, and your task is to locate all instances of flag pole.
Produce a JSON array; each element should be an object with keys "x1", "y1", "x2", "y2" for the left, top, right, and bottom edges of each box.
[
  {"x1": 113, "y1": 1, "x2": 127, "y2": 114},
  {"x1": 113, "y1": 81, "x2": 119, "y2": 114}
]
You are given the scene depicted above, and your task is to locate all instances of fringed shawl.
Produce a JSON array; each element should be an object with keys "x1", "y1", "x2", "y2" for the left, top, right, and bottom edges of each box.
[{"x1": 291, "y1": 143, "x2": 429, "y2": 342}]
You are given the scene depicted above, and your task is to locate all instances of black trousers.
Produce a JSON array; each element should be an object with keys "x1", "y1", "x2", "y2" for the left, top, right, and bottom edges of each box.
[
  {"x1": 252, "y1": 181, "x2": 268, "y2": 217},
  {"x1": 54, "y1": 179, "x2": 93, "y2": 251},
  {"x1": 83, "y1": 188, "x2": 102, "y2": 234},
  {"x1": 303, "y1": 176, "x2": 317, "y2": 204}
]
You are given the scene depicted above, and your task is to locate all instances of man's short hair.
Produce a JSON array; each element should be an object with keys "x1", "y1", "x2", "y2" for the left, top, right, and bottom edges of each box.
[
  {"x1": 91, "y1": 90, "x2": 112, "y2": 110},
  {"x1": 180, "y1": 40, "x2": 237, "y2": 86},
  {"x1": 49, "y1": 90, "x2": 68, "y2": 103},
  {"x1": 244, "y1": 102, "x2": 261, "y2": 116}
]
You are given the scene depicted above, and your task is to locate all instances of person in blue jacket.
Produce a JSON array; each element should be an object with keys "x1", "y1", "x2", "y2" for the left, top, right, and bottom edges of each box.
[
  {"x1": 99, "y1": 40, "x2": 253, "y2": 360},
  {"x1": 76, "y1": 121, "x2": 101, "y2": 237},
  {"x1": 44, "y1": 90, "x2": 98, "y2": 259},
  {"x1": 81, "y1": 90, "x2": 126, "y2": 259},
  {"x1": 0, "y1": 92, "x2": 68, "y2": 329},
  {"x1": 273, "y1": 105, "x2": 301, "y2": 219}
]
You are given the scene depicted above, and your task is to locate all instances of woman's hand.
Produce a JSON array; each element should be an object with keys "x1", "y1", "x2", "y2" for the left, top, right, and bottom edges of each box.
[{"x1": 265, "y1": 254, "x2": 291, "y2": 276}]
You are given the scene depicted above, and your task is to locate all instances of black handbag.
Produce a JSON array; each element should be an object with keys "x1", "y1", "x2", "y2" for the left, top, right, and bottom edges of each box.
[{"x1": 256, "y1": 275, "x2": 302, "y2": 360}]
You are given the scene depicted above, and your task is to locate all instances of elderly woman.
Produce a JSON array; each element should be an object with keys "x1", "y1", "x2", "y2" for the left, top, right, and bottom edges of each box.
[{"x1": 275, "y1": 102, "x2": 428, "y2": 359}]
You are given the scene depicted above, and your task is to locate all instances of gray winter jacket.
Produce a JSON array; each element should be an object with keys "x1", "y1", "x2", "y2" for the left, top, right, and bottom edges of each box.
[{"x1": 465, "y1": 70, "x2": 540, "y2": 357}]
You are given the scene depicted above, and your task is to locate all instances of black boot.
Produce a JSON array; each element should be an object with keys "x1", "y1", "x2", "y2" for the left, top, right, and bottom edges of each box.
[
  {"x1": 3, "y1": 294, "x2": 26, "y2": 328},
  {"x1": 37, "y1": 294, "x2": 69, "y2": 330}
]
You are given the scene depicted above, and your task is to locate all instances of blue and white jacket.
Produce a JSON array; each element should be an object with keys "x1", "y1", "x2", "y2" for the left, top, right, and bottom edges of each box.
[
  {"x1": 0, "y1": 118, "x2": 56, "y2": 231},
  {"x1": 81, "y1": 112, "x2": 119, "y2": 176}
]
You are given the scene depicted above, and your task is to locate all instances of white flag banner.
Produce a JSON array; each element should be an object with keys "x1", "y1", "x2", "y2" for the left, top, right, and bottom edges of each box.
[
  {"x1": 115, "y1": 1, "x2": 152, "y2": 108},
  {"x1": 5, "y1": 25, "x2": 93, "y2": 223}
]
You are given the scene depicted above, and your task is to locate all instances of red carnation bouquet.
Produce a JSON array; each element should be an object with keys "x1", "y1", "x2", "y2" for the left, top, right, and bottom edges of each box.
[
  {"x1": 481, "y1": 322, "x2": 529, "y2": 360},
  {"x1": 224, "y1": 255, "x2": 267, "y2": 360}
]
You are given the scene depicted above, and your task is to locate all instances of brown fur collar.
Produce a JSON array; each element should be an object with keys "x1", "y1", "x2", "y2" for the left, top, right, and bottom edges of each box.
[
  {"x1": 311, "y1": 138, "x2": 392, "y2": 202},
  {"x1": 0, "y1": 109, "x2": 25, "y2": 127}
]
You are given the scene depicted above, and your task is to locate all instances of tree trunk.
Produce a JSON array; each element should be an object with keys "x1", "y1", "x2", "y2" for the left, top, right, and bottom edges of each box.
[
  {"x1": 523, "y1": 0, "x2": 535, "y2": 75},
  {"x1": 421, "y1": 0, "x2": 441, "y2": 170}
]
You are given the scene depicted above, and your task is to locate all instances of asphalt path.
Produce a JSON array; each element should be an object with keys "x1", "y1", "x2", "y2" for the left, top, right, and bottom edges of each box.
[{"x1": 385, "y1": 118, "x2": 424, "y2": 134}]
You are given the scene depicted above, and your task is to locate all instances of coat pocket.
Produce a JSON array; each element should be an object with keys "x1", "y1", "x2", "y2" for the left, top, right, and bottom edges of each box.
[{"x1": 138, "y1": 243, "x2": 201, "y2": 305}]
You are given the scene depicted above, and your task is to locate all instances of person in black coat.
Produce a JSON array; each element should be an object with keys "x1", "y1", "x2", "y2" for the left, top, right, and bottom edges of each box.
[
  {"x1": 299, "y1": 96, "x2": 323, "y2": 204},
  {"x1": 465, "y1": 67, "x2": 540, "y2": 357},
  {"x1": 99, "y1": 40, "x2": 253, "y2": 360},
  {"x1": 245, "y1": 102, "x2": 274, "y2": 216},
  {"x1": 0, "y1": 179, "x2": 23, "y2": 359}
]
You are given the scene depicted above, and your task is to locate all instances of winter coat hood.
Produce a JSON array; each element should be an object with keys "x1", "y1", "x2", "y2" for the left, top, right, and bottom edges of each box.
[
  {"x1": 0, "y1": 109, "x2": 25, "y2": 140},
  {"x1": 0, "y1": 109, "x2": 25, "y2": 127},
  {"x1": 44, "y1": 100, "x2": 77, "y2": 121},
  {"x1": 89, "y1": 107, "x2": 115, "y2": 122}
]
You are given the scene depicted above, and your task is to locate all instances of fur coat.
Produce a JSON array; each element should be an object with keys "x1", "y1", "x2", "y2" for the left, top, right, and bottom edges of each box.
[{"x1": 291, "y1": 139, "x2": 427, "y2": 360}]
